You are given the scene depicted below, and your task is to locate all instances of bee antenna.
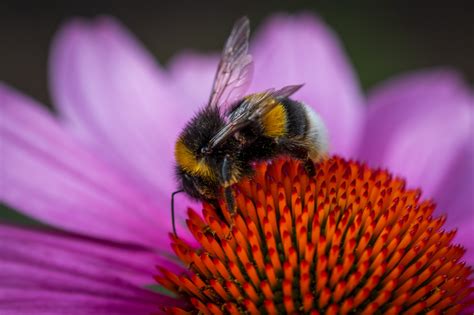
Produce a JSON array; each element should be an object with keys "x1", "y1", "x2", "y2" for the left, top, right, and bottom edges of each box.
[{"x1": 171, "y1": 189, "x2": 185, "y2": 237}]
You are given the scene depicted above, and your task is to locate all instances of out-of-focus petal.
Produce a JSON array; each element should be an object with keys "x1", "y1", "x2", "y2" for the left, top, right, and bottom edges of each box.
[
  {"x1": 49, "y1": 17, "x2": 183, "y2": 201},
  {"x1": 455, "y1": 215, "x2": 474, "y2": 267},
  {"x1": 1, "y1": 295, "x2": 161, "y2": 315},
  {"x1": 0, "y1": 224, "x2": 177, "y2": 287},
  {"x1": 0, "y1": 83, "x2": 176, "y2": 248},
  {"x1": 250, "y1": 13, "x2": 364, "y2": 156},
  {"x1": 0, "y1": 225, "x2": 180, "y2": 315},
  {"x1": 358, "y1": 69, "x2": 473, "y2": 238},
  {"x1": 440, "y1": 137, "x2": 474, "y2": 266},
  {"x1": 432, "y1": 137, "x2": 473, "y2": 226},
  {"x1": 168, "y1": 52, "x2": 219, "y2": 110}
]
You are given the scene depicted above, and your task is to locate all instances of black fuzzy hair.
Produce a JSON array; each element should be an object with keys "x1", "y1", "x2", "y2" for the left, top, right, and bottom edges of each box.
[{"x1": 179, "y1": 106, "x2": 226, "y2": 153}]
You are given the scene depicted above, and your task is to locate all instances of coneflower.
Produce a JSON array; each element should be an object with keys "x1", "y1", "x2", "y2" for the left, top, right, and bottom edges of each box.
[
  {"x1": 158, "y1": 157, "x2": 473, "y2": 314},
  {"x1": 1, "y1": 13, "x2": 472, "y2": 315}
]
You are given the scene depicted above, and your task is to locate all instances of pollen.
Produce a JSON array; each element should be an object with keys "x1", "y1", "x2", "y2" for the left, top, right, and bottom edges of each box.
[{"x1": 156, "y1": 157, "x2": 473, "y2": 314}]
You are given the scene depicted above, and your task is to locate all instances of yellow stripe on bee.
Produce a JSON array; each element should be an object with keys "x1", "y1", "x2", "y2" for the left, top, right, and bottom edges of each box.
[
  {"x1": 263, "y1": 103, "x2": 287, "y2": 137},
  {"x1": 175, "y1": 140, "x2": 215, "y2": 180}
]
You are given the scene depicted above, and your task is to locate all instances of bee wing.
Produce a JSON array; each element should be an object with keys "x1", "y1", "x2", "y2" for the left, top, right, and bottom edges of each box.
[
  {"x1": 269, "y1": 84, "x2": 305, "y2": 100},
  {"x1": 207, "y1": 84, "x2": 304, "y2": 149},
  {"x1": 244, "y1": 84, "x2": 304, "y2": 119},
  {"x1": 207, "y1": 16, "x2": 254, "y2": 109}
]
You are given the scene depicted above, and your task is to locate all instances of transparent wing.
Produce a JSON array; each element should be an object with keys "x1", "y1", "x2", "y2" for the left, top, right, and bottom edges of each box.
[
  {"x1": 206, "y1": 84, "x2": 304, "y2": 150},
  {"x1": 270, "y1": 84, "x2": 305, "y2": 100},
  {"x1": 207, "y1": 16, "x2": 253, "y2": 109}
]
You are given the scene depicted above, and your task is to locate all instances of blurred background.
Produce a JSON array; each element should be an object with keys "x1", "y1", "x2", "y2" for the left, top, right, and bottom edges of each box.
[{"x1": 1, "y1": 0, "x2": 473, "y2": 223}]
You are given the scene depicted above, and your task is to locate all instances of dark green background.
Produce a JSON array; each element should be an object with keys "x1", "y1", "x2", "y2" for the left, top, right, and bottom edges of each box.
[{"x1": 1, "y1": 0, "x2": 473, "y2": 225}]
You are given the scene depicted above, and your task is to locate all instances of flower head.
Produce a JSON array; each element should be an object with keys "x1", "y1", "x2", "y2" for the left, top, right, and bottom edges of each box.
[{"x1": 158, "y1": 158, "x2": 473, "y2": 314}]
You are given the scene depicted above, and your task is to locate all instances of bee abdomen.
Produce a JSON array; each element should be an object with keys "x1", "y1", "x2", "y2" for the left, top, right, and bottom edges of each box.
[
  {"x1": 281, "y1": 98, "x2": 329, "y2": 160},
  {"x1": 280, "y1": 98, "x2": 310, "y2": 137}
]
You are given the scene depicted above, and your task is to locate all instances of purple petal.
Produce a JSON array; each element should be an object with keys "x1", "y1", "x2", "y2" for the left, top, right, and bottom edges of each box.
[
  {"x1": 443, "y1": 142, "x2": 474, "y2": 266},
  {"x1": 49, "y1": 17, "x2": 185, "y2": 203},
  {"x1": 0, "y1": 294, "x2": 161, "y2": 315},
  {"x1": 0, "y1": 224, "x2": 174, "y2": 286},
  {"x1": 0, "y1": 224, "x2": 180, "y2": 315},
  {"x1": 250, "y1": 13, "x2": 364, "y2": 156},
  {"x1": 357, "y1": 69, "x2": 473, "y2": 255},
  {"x1": 432, "y1": 137, "x2": 473, "y2": 227},
  {"x1": 0, "y1": 83, "x2": 181, "y2": 248},
  {"x1": 168, "y1": 52, "x2": 219, "y2": 109},
  {"x1": 359, "y1": 70, "x2": 474, "y2": 263},
  {"x1": 456, "y1": 215, "x2": 474, "y2": 267}
]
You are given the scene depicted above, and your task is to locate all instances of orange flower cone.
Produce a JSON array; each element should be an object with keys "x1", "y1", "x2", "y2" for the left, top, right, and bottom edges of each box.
[{"x1": 157, "y1": 157, "x2": 473, "y2": 314}]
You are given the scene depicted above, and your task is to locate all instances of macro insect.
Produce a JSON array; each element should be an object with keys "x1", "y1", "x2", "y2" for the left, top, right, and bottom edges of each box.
[{"x1": 172, "y1": 17, "x2": 328, "y2": 235}]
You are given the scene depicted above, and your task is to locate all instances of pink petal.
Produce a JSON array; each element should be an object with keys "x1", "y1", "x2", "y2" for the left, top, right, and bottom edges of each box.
[
  {"x1": 0, "y1": 224, "x2": 170, "y2": 286},
  {"x1": 49, "y1": 17, "x2": 184, "y2": 203},
  {"x1": 168, "y1": 52, "x2": 219, "y2": 109},
  {"x1": 455, "y1": 215, "x2": 474, "y2": 267},
  {"x1": 432, "y1": 138, "x2": 473, "y2": 227},
  {"x1": 0, "y1": 293, "x2": 161, "y2": 315},
  {"x1": 250, "y1": 13, "x2": 364, "y2": 156},
  {"x1": 357, "y1": 69, "x2": 473, "y2": 255},
  {"x1": 0, "y1": 225, "x2": 179, "y2": 315},
  {"x1": 0, "y1": 83, "x2": 178, "y2": 248}
]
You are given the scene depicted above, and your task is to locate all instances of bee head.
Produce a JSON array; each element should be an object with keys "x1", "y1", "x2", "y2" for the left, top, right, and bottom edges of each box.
[{"x1": 175, "y1": 106, "x2": 236, "y2": 184}]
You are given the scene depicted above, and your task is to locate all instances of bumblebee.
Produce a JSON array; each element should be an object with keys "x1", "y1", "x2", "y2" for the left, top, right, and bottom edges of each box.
[{"x1": 172, "y1": 17, "x2": 328, "y2": 234}]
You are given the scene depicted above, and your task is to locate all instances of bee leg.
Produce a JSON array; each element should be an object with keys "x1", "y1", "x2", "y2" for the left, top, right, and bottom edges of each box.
[
  {"x1": 222, "y1": 154, "x2": 237, "y2": 216},
  {"x1": 224, "y1": 186, "x2": 236, "y2": 215},
  {"x1": 223, "y1": 188, "x2": 236, "y2": 241},
  {"x1": 303, "y1": 158, "x2": 316, "y2": 177},
  {"x1": 207, "y1": 200, "x2": 230, "y2": 227},
  {"x1": 281, "y1": 141, "x2": 316, "y2": 177}
]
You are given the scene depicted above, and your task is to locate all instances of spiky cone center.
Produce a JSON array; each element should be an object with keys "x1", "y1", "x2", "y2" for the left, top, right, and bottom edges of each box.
[{"x1": 157, "y1": 157, "x2": 473, "y2": 314}]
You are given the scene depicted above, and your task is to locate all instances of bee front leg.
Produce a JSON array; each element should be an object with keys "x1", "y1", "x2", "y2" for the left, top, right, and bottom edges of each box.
[
  {"x1": 224, "y1": 186, "x2": 236, "y2": 215},
  {"x1": 303, "y1": 158, "x2": 316, "y2": 177},
  {"x1": 222, "y1": 154, "x2": 237, "y2": 215}
]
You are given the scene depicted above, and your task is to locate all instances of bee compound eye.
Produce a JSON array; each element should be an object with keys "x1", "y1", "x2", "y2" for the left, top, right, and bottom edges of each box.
[
  {"x1": 201, "y1": 146, "x2": 211, "y2": 155},
  {"x1": 233, "y1": 131, "x2": 245, "y2": 143}
]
